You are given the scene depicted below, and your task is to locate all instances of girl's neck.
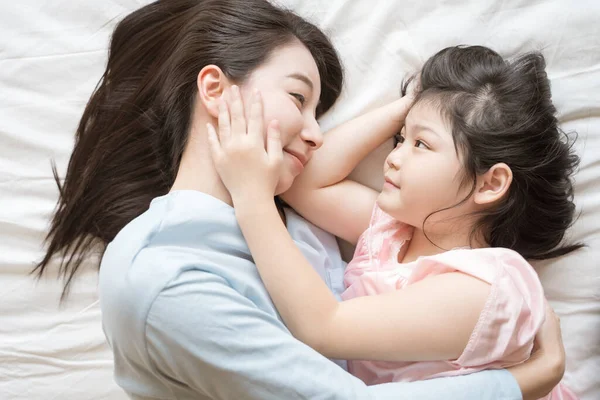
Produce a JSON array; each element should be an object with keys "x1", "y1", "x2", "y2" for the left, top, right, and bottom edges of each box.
[{"x1": 400, "y1": 226, "x2": 482, "y2": 264}]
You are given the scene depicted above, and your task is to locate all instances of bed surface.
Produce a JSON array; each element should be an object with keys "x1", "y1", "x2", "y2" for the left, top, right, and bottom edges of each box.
[{"x1": 1, "y1": 0, "x2": 598, "y2": 398}]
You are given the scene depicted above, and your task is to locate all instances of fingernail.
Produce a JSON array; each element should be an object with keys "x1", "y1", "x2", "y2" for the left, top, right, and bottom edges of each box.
[{"x1": 231, "y1": 85, "x2": 239, "y2": 97}]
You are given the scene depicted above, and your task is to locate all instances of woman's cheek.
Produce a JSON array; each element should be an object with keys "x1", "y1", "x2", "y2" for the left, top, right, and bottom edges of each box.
[{"x1": 264, "y1": 99, "x2": 304, "y2": 144}]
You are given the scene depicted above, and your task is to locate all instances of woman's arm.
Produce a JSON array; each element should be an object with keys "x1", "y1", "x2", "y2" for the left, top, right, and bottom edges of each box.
[
  {"x1": 147, "y1": 268, "x2": 559, "y2": 400},
  {"x1": 507, "y1": 302, "x2": 566, "y2": 400},
  {"x1": 281, "y1": 97, "x2": 412, "y2": 244}
]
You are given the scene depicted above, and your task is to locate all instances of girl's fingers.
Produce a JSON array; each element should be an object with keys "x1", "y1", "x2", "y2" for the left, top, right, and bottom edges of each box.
[
  {"x1": 266, "y1": 120, "x2": 283, "y2": 164},
  {"x1": 206, "y1": 123, "x2": 223, "y2": 160},
  {"x1": 229, "y1": 85, "x2": 246, "y2": 136},
  {"x1": 247, "y1": 89, "x2": 264, "y2": 144},
  {"x1": 217, "y1": 91, "x2": 231, "y2": 142}
]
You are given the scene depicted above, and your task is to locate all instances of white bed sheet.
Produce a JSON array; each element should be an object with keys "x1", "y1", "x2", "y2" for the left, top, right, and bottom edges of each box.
[{"x1": 1, "y1": 0, "x2": 598, "y2": 399}]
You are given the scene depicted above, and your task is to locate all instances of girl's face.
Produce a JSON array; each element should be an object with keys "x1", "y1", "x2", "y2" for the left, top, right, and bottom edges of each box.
[
  {"x1": 240, "y1": 41, "x2": 323, "y2": 195},
  {"x1": 377, "y1": 101, "x2": 476, "y2": 233}
]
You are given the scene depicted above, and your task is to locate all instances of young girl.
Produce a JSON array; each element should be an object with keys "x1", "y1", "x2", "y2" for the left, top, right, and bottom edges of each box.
[{"x1": 208, "y1": 45, "x2": 581, "y2": 399}]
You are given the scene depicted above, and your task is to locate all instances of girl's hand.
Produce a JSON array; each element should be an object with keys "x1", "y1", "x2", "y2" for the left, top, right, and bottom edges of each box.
[
  {"x1": 390, "y1": 96, "x2": 414, "y2": 126},
  {"x1": 391, "y1": 78, "x2": 418, "y2": 129},
  {"x1": 207, "y1": 86, "x2": 283, "y2": 205}
]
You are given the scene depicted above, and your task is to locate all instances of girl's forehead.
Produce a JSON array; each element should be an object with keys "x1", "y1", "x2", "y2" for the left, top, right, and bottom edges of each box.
[{"x1": 406, "y1": 101, "x2": 451, "y2": 135}]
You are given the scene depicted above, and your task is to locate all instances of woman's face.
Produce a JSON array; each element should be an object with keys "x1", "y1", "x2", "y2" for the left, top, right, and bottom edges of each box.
[{"x1": 240, "y1": 41, "x2": 323, "y2": 195}]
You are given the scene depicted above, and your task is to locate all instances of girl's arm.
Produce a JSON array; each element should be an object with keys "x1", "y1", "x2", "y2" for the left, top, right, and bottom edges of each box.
[
  {"x1": 207, "y1": 90, "x2": 565, "y2": 400},
  {"x1": 211, "y1": 87, "x2": 485, "y2": 363},
  {"x1": 281, "y1": 97, "x2": 412, "y2": 245},
  {"x1": 210, "y1": 88, "x2": 565, "y2": 398},
  {"x1": 236, "y1": 201, "x2": 489, "y2": 362}
]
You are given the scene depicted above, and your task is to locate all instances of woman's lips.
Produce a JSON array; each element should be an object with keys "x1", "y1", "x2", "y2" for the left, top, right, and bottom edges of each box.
[{"x1": 284, "y1": 150, "x2": 306, "y2": 172}]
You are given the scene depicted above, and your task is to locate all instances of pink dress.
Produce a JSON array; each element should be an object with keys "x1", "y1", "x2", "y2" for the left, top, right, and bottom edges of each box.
[{"x1": 342, "y1": 204, "x2": 577, "y2": 400}]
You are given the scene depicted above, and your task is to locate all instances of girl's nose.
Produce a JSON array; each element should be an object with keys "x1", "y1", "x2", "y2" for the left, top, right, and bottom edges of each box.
[{"x1": 386, "y1": 148, "x2": 402, "y2": 170}]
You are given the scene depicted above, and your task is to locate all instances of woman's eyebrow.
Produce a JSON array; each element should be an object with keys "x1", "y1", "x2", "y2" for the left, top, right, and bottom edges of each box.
[{"x1": 287, "y1": 73, "x2": 314, "y2": 91}]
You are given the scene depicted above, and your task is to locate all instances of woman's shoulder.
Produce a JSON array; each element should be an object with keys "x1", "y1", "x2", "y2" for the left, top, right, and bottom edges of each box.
[
  {"x1": 99, "y1": 193, "x2": 268, "y2": 364},
  {"x1": 99, "y1": 190, "x2": 253, "y2": 323},
  {"x1": 108, "y1": 190, "x2": 239, "y2": 257}
]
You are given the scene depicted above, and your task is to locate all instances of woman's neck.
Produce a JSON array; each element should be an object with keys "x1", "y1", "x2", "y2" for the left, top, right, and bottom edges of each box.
[
  {"x1": 169, "y1": 119, "x2": 286, "y2": 223},
  {"x1": 170, "y1": 119, "x2": 233, "y2": 207}
]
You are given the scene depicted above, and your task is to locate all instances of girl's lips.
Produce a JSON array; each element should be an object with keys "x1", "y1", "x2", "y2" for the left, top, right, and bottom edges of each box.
[{"x1": 384, "y1": 177, "x2": 400, "y2": 189}]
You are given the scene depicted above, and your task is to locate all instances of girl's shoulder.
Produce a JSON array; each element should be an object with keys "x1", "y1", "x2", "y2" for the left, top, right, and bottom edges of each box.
[
  {"x1": 408, "y1": 247, "x2": 544, "y2": 303},
  {"x1": 411, "y1": 248, "x2": 546, "y2": 371}
]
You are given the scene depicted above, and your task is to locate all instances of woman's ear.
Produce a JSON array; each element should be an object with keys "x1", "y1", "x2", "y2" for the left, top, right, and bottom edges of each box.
[
  {"x1": 473, "y1": 163, "x2": 513, "y2": 206},
  {"x1": 197, "y1": 65, "x2": 230, "y2": 118}
]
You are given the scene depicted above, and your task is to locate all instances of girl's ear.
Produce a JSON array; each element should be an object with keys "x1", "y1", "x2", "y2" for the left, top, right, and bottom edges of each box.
[
  {"x1": 473, "y1": 163, "x2": 513, "y2": 206},
  {"x1": 197, "y1": 65, "x2": 231, "y2": 118}
]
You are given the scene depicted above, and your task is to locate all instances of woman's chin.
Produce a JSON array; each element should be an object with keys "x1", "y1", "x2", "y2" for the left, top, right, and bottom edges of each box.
[{"x1": 274, "y1": 172, "x2": 295, "y2": 196}]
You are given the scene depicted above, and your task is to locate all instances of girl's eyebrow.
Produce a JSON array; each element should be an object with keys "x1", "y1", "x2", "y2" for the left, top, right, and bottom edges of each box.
[{"x1": 405, "y1": 122, "x2": 441, "y2": 139}]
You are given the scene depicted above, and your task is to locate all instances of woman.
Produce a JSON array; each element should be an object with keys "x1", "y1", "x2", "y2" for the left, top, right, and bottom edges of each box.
[{"x1": 36, "y1": 1, "x2": 566, "y2": 399}]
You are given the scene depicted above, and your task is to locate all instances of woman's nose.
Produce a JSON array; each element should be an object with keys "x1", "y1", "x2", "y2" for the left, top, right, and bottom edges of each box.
[{"x1": 300, "y1": 118, "x2": 323, "y2": 149}]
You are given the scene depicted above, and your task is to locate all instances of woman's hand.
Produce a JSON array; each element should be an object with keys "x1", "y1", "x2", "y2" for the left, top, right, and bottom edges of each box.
[
  {"x1": 507, "y1": 301, "x2": 566, "y2": 400},
  {"x1": 207, "y1": 86, "x2": 282, "y2": 206}
]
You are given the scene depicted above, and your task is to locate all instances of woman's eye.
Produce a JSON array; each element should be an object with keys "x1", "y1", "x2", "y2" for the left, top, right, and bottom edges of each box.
[
  {"x1": 291, "y1": 93, "x2": 306, "y2": 106},
  {"x1": 415, "y1": 140, "x2": 429, "y2": 149},
  {"x1": 394, "y1": 133, "x2": 405, "y2": 146}
]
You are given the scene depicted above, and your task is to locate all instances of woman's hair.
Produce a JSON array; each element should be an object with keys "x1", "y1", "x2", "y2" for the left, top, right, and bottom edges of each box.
[
  {"x1": 35, "y1": 0, "x2": 344, "y2": 296},
  {"x1": 402, "y1": 45, "x2": 583, "y2": 260}
]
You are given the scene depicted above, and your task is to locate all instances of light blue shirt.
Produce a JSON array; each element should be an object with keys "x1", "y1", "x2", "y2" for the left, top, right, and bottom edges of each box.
[{"x1": 99, "y1": 190, "x2": 522, "y2": 400}]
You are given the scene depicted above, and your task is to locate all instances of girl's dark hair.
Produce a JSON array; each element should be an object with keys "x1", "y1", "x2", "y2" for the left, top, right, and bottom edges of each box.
[
  {"x1": 402, "y1": 45, "x2": 583, "y2": 260},
  {"x1": 35, "y1": 0, "x2": 343, "y2": 297}
]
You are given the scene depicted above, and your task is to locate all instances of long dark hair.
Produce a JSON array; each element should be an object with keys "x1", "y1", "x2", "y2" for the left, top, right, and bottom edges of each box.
[
  {"x1": 34, "y1": 0, "x2": 343, "y2": 297},
  {"x1": 402, "y1": 45, "x2": 583, "y2": 260}
]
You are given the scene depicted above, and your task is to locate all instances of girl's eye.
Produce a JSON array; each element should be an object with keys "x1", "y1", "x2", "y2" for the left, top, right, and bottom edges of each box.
[
  {"x1": 415, "y1": 140, "x2": 429, "y2": 149},
  {"x1": 290, "y1": 93, "x2": 306, "y2": 106},
  {"x1": 393, "y1": 133, "x2": 405, "y2": 146}
]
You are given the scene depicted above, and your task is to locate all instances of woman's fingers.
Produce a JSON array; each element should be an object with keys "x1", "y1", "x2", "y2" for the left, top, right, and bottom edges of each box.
[
  {"x1": 229, "y1": 85, "x2": 246, "y2": 136},
  {"x1": 247, "y1": 89, "x2": 264, "y2": 144}
]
